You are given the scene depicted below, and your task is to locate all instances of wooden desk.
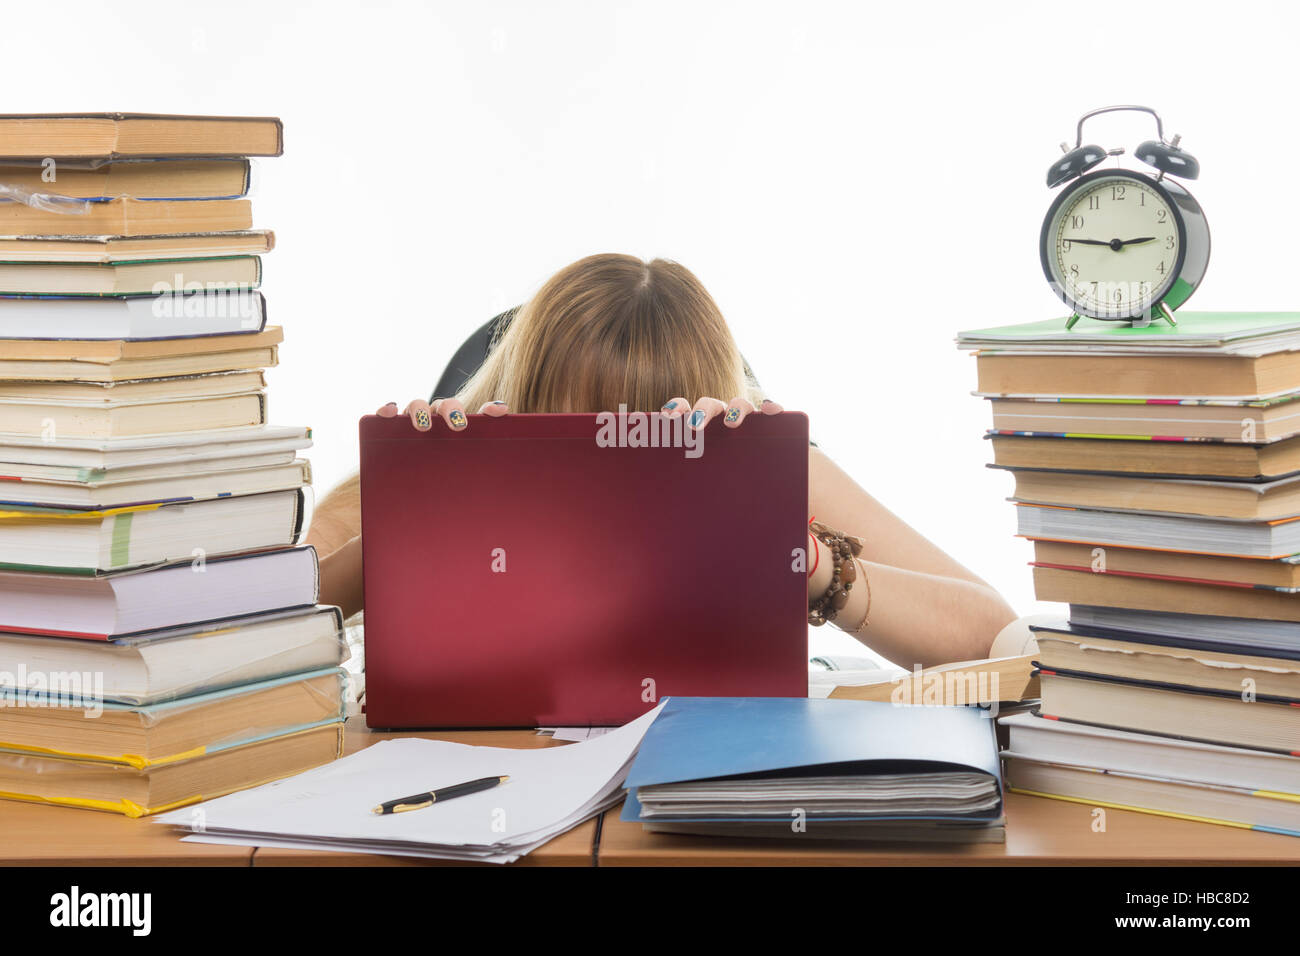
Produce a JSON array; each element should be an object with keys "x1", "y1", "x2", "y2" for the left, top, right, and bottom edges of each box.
[
  {"x1": 1, "y1": 723, "x2": 1297, "y2": 867},
  {"x1": 597, "y1": 792, "x2": 1300, "y2": 866},
  {"x1": 0, "y1": 799, "x2": 254, "y2": 867},
  {"x1": 0, "y1": 721, "x2": 591, "y2": 868}
]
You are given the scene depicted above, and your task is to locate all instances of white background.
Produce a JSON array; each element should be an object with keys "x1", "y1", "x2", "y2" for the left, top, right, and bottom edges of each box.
[{"x1": 7, "y1": 0, "x2": 1298, "y2": 657}]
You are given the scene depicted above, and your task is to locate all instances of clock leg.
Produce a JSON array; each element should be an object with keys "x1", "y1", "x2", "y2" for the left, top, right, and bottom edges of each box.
[
  {"x1": 1154, "y1": 301, "x2": 1177, "y2": 327},
  {"x1": 1065, "y1": 313, "x2": 1082, "y2": 330}
]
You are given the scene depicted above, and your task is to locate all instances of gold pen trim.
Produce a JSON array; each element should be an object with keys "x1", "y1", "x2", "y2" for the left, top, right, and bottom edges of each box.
[{"x1": 371, "y1": 798, "x2": 434, "y2": 815}]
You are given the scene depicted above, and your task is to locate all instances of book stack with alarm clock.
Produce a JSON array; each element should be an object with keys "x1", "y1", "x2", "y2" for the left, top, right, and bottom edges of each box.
[{"x1": 958, "y1": 107, "x2": 1300, "y2": 839}]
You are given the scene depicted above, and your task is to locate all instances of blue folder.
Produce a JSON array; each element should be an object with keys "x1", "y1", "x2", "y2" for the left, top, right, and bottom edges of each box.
[{"x1": 621, "y1": 696, "x2": 1003, "y2": 825}]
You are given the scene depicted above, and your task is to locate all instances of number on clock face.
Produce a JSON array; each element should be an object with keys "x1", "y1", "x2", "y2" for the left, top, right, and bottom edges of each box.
[{"x1": 1051, "y1": 175, "x2": 1179, "y2": 316}]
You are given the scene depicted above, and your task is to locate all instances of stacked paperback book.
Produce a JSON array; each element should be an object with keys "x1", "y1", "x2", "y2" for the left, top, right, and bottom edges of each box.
[
  {"x1": 960, "y1": 312, "x2": 1300, "y2": 837},
  {"x1": 0, "y1": 113, "x2": 347, "y2": 817}
]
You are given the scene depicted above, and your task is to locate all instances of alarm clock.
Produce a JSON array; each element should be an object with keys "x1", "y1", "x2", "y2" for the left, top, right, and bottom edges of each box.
[{"x1": 1040, "y1": 105, "x2": 1210, "y2": 329}]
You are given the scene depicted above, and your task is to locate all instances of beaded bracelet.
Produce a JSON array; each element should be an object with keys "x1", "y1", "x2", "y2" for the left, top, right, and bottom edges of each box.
[
  {"x1": 846, "y1": 557, "x2": 872, "y2": 634},
  {"x1": 807, "y1": 520, "x2": 865, "y2": 626}
]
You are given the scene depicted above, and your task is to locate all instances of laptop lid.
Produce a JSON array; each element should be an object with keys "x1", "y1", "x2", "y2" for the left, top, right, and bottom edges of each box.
[{"x1": 359, "y1": 411, "x2": 809, "y2": 728}]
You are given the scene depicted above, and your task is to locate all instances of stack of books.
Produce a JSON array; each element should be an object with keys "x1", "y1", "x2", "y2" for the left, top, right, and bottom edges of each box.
[
  {"x1": 960, "y1": 312, "x2": 1300, "y2": 837},
  {"x1": 0, "y1": 113, "x2": 347, "y2": 817}
]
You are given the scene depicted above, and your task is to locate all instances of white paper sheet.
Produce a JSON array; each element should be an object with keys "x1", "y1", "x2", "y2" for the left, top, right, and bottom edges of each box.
[{"x1": 162, "y1": 703, "x2": 663, "y2": 862}]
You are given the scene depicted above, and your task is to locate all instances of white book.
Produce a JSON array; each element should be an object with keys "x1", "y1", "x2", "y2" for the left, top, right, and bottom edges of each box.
[
  {"x1": 999, "y1": 711, "x2": 1300, "y2": 794},
  {"x1": 1017, "y1": 503, "x2": 1300, "y2": 558},
  {"x1": 1071, "y1": 605, "x2": 1300, "y2": 653},
  {"x1": 0, "y1": 545, "x2": 318, "y2": 639},
  {"x1": 0, "y1": 459, "x2": 310, "y2": 510},
  {"x1": 0, "y1": 423, "x2": 311, "y2": 470},
  {"x1": 0, "y1": 290, "x2": 265, "y2": 339},
  {"x1": 0, "y1": 488, "x2": 304, "y2": 573},
  {"x1": 0, "y1": 449, "x2": 298, "y2": 487},
  {"x1": 0, "y1": 605, "x2": 344, "y2": 705}
]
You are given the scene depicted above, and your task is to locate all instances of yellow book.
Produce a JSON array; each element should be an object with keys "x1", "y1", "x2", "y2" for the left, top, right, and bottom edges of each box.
[{"x1": 0, "y1": 722, "x2": 343, "y2": 817}]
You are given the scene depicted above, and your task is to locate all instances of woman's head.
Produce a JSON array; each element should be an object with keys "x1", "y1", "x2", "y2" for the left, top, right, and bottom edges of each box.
[{"x1": 458, "y1": 254, "x2": 760, "y2": 413}]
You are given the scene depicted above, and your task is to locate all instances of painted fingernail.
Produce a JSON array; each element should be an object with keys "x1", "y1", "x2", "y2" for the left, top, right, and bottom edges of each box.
[
  {"x1": 414, "y1": 409, "x2": 431, "y2": 428},
  {"x1": 662, "y1": 400, "x2": 678, "y2": 412},
  {"x1": 688, "y1": 409, "x2": 706, "y2": 428},
  {"x1": 490, "y1": 401, "x2": 507, "y2": 406},
  {"x1": 724, "y1": 407, "x2": 740, "y2": 423},
  {"x1": 449, "y1": 409, "x2": 467, "y2": 429}
]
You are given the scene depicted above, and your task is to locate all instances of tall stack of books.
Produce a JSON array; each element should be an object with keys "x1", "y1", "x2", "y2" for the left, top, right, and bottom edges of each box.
[
  {"x1": 959, "y1": 312, "x2": 1300, "y2": 837},
  {"x1": 0, "y1": 114, "x2": 347, "y2": 817}
]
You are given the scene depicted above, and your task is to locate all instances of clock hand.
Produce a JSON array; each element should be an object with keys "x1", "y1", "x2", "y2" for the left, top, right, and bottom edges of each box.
[{"x1": 1066, "y1": 237, "x2": 1158, "y2": 251}]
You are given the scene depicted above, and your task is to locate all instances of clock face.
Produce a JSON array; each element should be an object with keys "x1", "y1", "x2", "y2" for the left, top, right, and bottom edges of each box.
[{"x1": 1045, "y1": 171, "x2": 1183, "y2": 318}]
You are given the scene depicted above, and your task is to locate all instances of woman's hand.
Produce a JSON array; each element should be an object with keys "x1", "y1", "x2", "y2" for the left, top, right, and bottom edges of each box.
[
  {"x1": 375, "y1": 399, "x2": 509, "y2": 431},
  {"x1": 376, "y1": 396, "x2": 782, "y2": 431},
  {"x1": 659, "y1": 395, "x2": 784, "y2": 430}
]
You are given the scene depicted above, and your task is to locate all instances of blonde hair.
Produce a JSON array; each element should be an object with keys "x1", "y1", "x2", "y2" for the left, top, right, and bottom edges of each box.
[
  {"x1": 314, "y1": 254, "x2": 760, "y2": 537},
  {"x1": 457, "y1": 253, "x2": 762, "y2": 412}
]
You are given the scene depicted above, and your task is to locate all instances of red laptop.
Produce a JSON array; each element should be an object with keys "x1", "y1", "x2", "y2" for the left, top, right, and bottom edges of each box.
[{"x1": 358, "y1": 411, "x2": 809, "y2": 728}]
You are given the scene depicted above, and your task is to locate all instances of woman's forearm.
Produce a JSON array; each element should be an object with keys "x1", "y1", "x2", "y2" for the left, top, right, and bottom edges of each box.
[
  {"x1": 305, "y1": 476, "x2": 363, "y2": 559},
  {"x1": 808, "y1": 535, "x2": 1015, "y2": 668},
  {"x1": 318, "y1": 534, "x2": 365, "y2": 619},
  {"x1": 306, "y1": 476, "x2": 366, "y2": 616},
  {"x1": 845, "y1": 561, "x2": 1015, "y2": 668}
]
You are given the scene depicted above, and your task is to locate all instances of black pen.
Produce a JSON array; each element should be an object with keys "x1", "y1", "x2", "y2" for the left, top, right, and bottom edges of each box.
[{"x1": 371, "y1": 775, "x2": 509, "y2": 815}]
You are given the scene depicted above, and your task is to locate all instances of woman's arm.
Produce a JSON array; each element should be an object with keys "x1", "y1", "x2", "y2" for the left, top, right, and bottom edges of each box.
[
  {"x1": 307, "y1": 476, "x2": 362, "y2": 558},
  {"x1": 318, "y1": 533, "x2": 364, "y2": 619},
  {"x1": 306, "y1": 477, "x2": 365, "y2": 618},
  {"x1": 807, "y1": 445, "x2": 1017, "y2": 667}
]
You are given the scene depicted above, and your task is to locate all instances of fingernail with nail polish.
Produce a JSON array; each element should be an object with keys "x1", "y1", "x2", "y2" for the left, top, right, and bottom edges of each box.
[
  {"x1": 449, "y1": 410, "x2": 467, "y2": 428},
  {"x1": 724, "y1": 408, "x2": 740, "y2": 423},
  {"x1": 662, "y1": 401, "x2": 678, "y2": 412},
  {"x1": 414, "y1": 409, "x2": 431, "y2": 428},
  {"x1": 689, "y1": 410, "x2": 706, "y2": 428}
]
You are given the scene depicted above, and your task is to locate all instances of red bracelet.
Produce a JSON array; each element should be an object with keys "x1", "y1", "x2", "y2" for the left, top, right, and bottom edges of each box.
[{"x1": 807, "y1": 531, "x2": 820, "y2": 579}]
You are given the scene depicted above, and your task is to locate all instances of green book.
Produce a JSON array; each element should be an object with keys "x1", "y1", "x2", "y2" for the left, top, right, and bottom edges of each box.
[{"x1": 958, "y1": 312, "x2": 1300, "y2": 355}]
